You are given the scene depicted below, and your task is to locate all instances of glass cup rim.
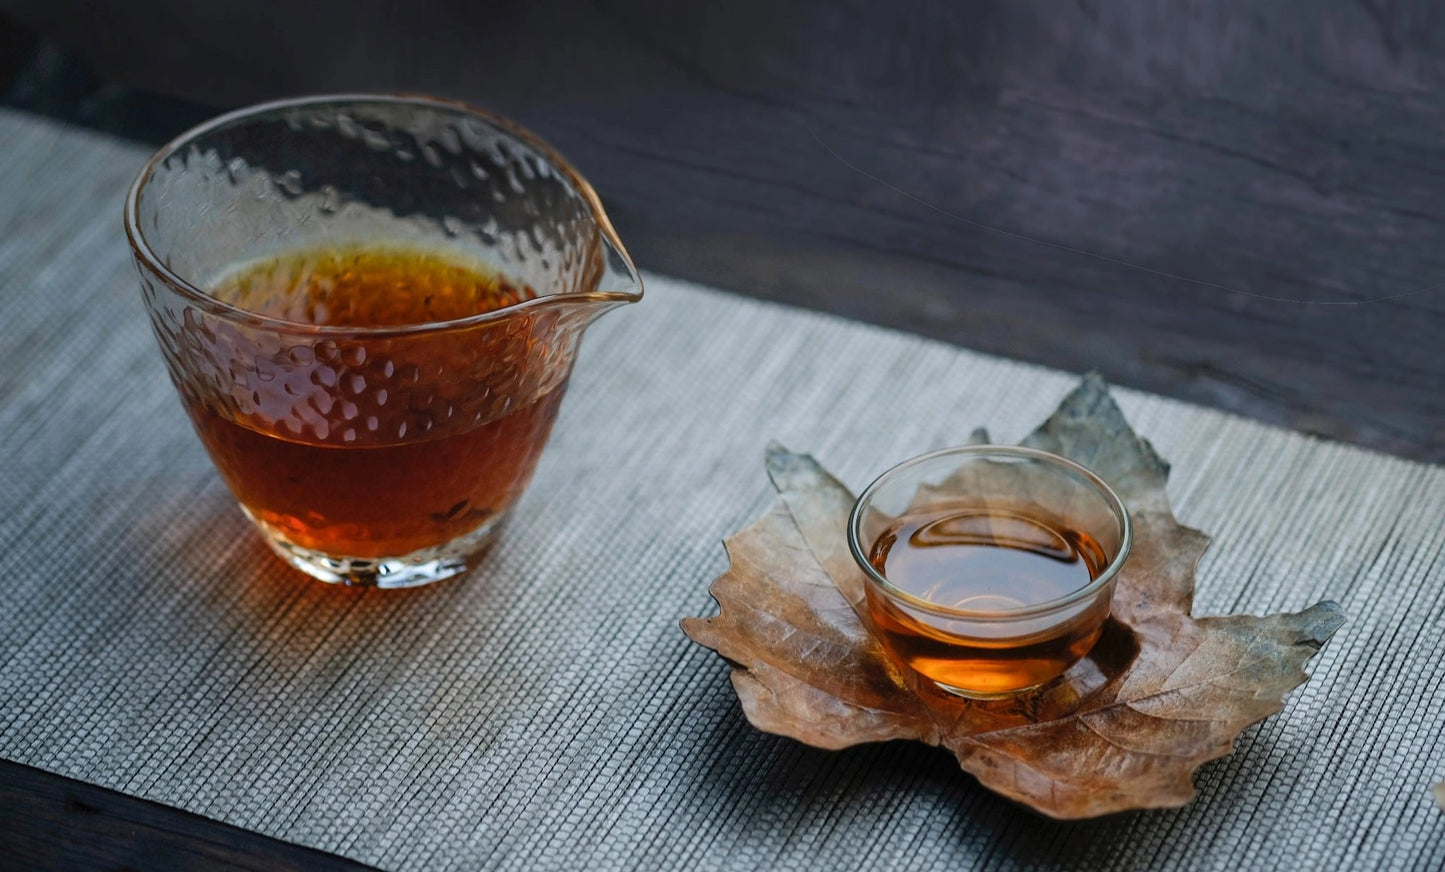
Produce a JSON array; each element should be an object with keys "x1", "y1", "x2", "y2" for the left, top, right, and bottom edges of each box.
[
  {"x1": 122, "y1": 92, "x2": 643, "y2": 339},
  {"x1": 847, "y1": 444, "x2": 1133, "y2": 621}
]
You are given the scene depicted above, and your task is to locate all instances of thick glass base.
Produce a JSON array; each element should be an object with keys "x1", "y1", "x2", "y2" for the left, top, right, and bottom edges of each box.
[
  {"x1": 245, "y1": 509, "x2": 506, "y2": 588},
  {"x1": 930, "y1": 679, "x2": 1046, "y2": 700}
]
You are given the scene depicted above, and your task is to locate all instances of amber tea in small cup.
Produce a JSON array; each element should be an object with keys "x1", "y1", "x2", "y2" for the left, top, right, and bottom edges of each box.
[
  {"x1": 848, "y1": 446, "x2": 1132, "y2": 698},
  {"x1": 125, "y1": 95, "x2": 642, "y2": 587}
]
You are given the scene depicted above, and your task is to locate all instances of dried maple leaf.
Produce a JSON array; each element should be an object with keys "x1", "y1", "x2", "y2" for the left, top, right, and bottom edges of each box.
[{"x1": 683, "y1": 375, "x2": 1345, "y2": 819}]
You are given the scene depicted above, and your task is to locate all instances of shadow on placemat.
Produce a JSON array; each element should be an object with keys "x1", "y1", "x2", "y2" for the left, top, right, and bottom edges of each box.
[{"x1": 673, "y1": 700, "x2": 1174, "y2": 868}]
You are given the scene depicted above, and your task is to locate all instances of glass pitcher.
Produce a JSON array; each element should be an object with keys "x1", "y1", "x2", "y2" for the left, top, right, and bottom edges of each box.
[{"x1": 124, "y1": 94, "x2": 642, "y2": 588}]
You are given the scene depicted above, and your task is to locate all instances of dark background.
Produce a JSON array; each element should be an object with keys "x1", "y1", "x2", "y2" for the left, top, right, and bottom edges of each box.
[{"x1": 4, "y1": 1, "x2": 1443, "y2": 461}]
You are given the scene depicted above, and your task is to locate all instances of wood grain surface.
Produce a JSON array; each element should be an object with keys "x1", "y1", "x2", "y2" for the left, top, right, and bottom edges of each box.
[
  {"x1": 4, "y1": 0, "x2": 1442, "y2": 459},
  {"x1": 0, "y1": 760, "x2": 375, "y2": 871}
]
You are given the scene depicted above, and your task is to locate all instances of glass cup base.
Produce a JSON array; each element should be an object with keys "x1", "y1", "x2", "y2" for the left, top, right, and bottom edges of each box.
[
  {"x1": 246, "y1": 509, "x2": 507, "y2": 588},
  {"x1": 929, "y1": 678, "x2": 1046, "y2": 701}
]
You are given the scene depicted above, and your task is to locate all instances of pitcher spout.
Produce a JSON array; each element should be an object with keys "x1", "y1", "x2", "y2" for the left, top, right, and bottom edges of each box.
[{"x1": 572, "y1": 175, "x2": 644, "y2": 323}]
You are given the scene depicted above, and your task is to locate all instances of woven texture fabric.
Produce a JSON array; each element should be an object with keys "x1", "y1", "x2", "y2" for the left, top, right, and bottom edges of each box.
[{"x1": 1, "y1": 109, "x2": 1442, "y2": 871}]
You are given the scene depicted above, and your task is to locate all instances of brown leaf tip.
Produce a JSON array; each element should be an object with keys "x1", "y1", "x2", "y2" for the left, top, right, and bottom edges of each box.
[
  {"x1": 763, "y1": 441, "x2": 805, "y2": 484},
  {"x1": 1035, "y1": 375, "x2": 1153, "y2": 455},
  {"x1": 1294, "y1": 601, "x2": 1347, "y2": 648},
  {"x1": 764, "y1": 443, "x2": 840, "y2": 497},
  {"x1": 1022, "y1": 374, "x2": 1174, "y2": 512}
]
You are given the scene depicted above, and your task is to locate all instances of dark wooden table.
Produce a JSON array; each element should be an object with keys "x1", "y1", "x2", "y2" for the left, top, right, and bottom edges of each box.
[{"x1": 2, "y1": 2, "x2": 1442, "y2": 868}]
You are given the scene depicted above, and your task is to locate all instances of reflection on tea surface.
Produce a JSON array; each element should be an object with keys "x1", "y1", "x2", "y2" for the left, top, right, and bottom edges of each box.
[{"x1": 866, "y1": 506, "x2": 1110, "y2": 697}]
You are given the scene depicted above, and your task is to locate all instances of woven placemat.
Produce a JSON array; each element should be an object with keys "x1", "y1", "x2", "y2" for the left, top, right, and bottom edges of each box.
[{"x1": 1, "y1": 109, "x2": 1441, "y2": 871}]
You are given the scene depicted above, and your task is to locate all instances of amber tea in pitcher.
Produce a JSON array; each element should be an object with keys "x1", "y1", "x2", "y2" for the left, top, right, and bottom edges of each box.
[
  {"x1": 192, "y1": 244, "x2": 564, "y2": 561},
  {"x1": 126, "y1": 95, "x2": 643, "y2": 588}
]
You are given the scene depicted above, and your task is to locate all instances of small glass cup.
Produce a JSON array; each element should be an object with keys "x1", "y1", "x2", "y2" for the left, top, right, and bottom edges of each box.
[
  {"x1": 124, "y1": 95, "x2": 642, "y2": 587},
  {"x1": 848, "y1": 446, "x2": 1131, "y2": 698}
]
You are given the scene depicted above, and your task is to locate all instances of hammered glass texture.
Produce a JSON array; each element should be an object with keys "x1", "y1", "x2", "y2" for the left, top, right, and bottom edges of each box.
[
  {"x1": 131, "y1": 98, "x2": 629, "y2": 449},
  {"x1": 136, "y1": 277, "x2": 589, "y2": 447}
]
